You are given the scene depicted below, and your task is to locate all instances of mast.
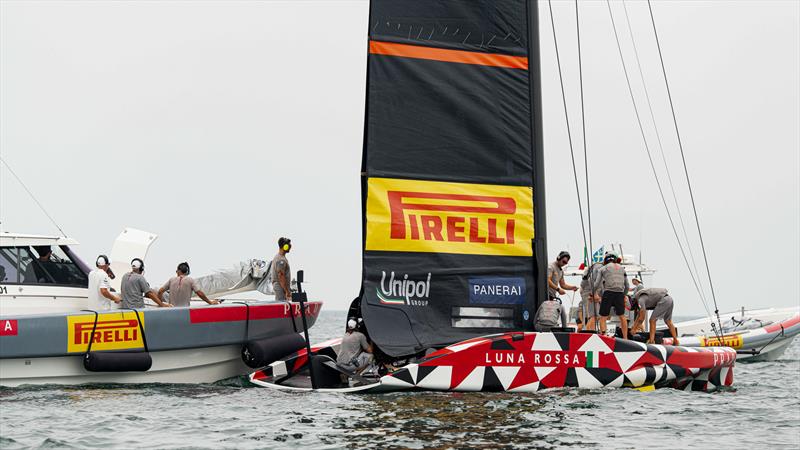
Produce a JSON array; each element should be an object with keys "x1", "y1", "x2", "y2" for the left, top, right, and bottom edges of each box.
[
  {"x1": 528, "y1": 0, "x2": 548, "y2": 314},
  {"x1": 359, "y1": 0, "x2": 543, "y2": 357}
]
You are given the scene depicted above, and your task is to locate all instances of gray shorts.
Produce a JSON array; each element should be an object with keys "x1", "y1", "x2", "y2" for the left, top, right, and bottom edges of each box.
[
  {"x1": 273, "y1": 282, "x2": 289, "y2": 301},
  {"x1": 339, "y1": 353, "x2": 374, "y2": 372},
  {"x1": 583, "y1": 300, "x2": 600, "y2": 318},
  {"x1": 651, "y1": 295, "x2": 674, "y2": 321}
]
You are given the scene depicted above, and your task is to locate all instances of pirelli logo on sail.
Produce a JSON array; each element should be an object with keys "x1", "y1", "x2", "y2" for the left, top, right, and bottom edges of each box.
[
  {"x1": 67, "y1": 312, "x2": 145, "y2": 353},
  {"x1": 366, "y1": 178, "x2": 534, "y2": 256}
]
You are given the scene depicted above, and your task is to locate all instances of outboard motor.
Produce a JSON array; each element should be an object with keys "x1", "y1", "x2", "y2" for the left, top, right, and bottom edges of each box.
[{"x1": 82, "y1": 309, "x2": 152, "y2": 372}]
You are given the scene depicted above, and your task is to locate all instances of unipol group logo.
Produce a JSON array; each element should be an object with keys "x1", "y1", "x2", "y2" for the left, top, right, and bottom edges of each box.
[
  {"x1": 365, "y1": 178, "x2": 534, "y2": 256},
  {"x1": 377, "y1": 271, "x2": 431, "y2": 307},
  {"x1": 67, "y1": 312, "x2": 145, "y2": 353}
]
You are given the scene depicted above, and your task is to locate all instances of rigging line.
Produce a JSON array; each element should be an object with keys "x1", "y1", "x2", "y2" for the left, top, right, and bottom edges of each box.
[
  {"x1": 621, "y1": 0, "x2": 707, "y2": 304},
  {"x1": 547, "y1": 0, "x2": 590, "y2": 265},
  {"x1": 647, "y1": 0, "x2": 723, "y2": 330},
  {"x1": 0, "y1": 157, "x2": 68, "y2": 238},
  {"x1": 576, "y1": 0, "x2": 593, "y2": 259},
  {"x1": 604, "y1": 1, "x2": 714, "y2": 321}
]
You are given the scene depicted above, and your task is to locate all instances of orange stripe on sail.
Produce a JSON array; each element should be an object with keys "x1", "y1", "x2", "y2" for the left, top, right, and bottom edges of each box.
[{"x1": 369, "y1": 41, "x2": 528, "y2": 70}]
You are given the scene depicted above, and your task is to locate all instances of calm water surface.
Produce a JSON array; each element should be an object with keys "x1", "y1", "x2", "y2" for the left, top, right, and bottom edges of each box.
[{"x1": 1, "y1": 310, "x2": 799, "y2": 449}]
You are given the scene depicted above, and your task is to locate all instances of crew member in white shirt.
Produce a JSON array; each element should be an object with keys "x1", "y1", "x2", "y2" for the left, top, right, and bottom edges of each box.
[{"x1": 88, "y1": 255, "x2": 121, "y2": 310}]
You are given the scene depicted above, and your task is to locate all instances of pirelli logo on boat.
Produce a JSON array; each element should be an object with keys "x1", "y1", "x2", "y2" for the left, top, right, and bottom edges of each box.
[
  {"x1": 699, "y1": 334, "x2": 743, "y2": 349},
  {"x1": 365, "y1": 178, "x2": 534, "y2": 256},
  {"x1": 67, "y1": 312, "x2": 145, "y2": 353}
]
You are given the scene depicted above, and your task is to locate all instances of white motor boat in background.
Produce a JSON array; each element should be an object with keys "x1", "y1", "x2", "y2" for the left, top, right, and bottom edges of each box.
[
  {"x1": 561, "y1": 245, "x2": 799, "y2": 361},
  {"x1": 0, "y1": 228, "x2": 321, "y2": 387},
  {"x1": 668, "y1": 306, "x2": 800, "y2": 362}
]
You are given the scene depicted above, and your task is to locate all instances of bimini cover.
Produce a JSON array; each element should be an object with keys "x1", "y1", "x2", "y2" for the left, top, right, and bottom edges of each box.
[{"x1": 360, "y1": 0, "x2": 539, "y2": 357}]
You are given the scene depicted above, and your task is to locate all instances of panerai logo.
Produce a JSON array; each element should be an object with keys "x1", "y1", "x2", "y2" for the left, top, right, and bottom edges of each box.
[
  {"x1": 469, "y1": 277, "x2": 526, "y2": 305},
  {"x1": 377, "y1": 271, "x2": 431, "y2": 307}
]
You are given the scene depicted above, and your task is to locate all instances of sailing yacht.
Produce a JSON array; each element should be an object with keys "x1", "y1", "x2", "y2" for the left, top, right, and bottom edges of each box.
[{"x1": 250, "y1": 0, "x2": 736, "y2": 393}]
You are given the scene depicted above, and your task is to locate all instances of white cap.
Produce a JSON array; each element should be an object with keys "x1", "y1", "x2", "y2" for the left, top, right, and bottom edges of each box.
[
  {"x1": 131, "y1": 260, "x2": 143, "y2": 270},
  {"x1": 347, "y1": 319, "x2": 357, "y2": 330}
]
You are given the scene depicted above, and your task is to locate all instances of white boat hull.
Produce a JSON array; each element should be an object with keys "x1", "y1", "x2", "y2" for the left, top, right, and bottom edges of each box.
[
  {"x1": 670, "y1": 306, "x2": 800, "y2": 361},
  {"x1": 0, "y1": 345, "x2": 251, "y2": 387}
]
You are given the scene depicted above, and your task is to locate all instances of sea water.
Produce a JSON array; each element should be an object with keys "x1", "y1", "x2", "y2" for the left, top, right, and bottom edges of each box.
[{"x1": 1, "y1": 310, "x2": 798, "y2": 449}]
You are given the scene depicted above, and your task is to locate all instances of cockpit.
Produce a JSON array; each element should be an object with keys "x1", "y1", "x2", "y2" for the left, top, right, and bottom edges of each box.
[{"x1": 0, "y1": 244, "x2": 90, "y2": 287}]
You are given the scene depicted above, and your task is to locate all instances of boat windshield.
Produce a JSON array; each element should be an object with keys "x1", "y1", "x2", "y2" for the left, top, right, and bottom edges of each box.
[{"x1": 0, "y1": 245, "x2": 89, "y2": 287}]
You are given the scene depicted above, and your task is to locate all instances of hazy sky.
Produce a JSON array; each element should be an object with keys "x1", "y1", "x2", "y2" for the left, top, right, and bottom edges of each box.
[{"x1": 1, "y1": 1, "x2": 797, "y2": 314}]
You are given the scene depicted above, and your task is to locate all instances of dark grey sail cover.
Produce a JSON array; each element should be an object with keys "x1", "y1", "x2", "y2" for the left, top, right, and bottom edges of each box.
[{"x1": 360, "y1": 0, "x2": 543, "y2": 357}]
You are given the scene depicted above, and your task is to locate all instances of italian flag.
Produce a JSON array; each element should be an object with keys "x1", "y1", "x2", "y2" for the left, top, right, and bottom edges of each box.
[{"x1": 585, "y1": 351, "x2": 600, "y2": 368}]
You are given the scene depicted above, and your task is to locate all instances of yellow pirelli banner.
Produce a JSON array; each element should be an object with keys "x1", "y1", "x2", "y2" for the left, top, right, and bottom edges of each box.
[
  {"x1": 365, "y1": 178, "x2": 534, "y2": 256},
  {"x1": 699, "y1": 334, "x2": 744, "y2": 349},
  {"x1": 67, "y1": 312, "x2": 145, "y2": 353}
]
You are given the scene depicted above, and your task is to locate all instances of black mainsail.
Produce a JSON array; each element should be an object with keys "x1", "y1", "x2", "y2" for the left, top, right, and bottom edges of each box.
[{"x1": 359, "y1": 0, "x2": 547, "y2": 357}]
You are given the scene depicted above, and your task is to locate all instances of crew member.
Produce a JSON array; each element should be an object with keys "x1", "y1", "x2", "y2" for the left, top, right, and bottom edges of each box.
[
  {"x1": 121, "y1": 258, "x2": 171, "y2": 309},
  {"x1": 88, "y1": 255, "x2": 120, "y2": 310},
  {"x1": 547, "y1": 251, "x2": 578, "y2": 300},
  {"x1": 630, "y1": 277, "x2": 644, "y2": 298},
  {"x1": 337, "y1": 318, "x2": 374, "y2": 373},
  {"x1": 271, "y1": 237, "x2": 293, "y2": 301},
  {"x1": 157, "y1": 262, "x2": 219, "y2": 307},
  {"x1": 23, "y1": 245, "x2": 55, "y2": 283},
  {"x1": 626, "y1": 277, "x2": 644, "y2": 333},
  {"x1": 580, "y1": 262, "x2": 602, "y2": 331},
  {"x1": 631, "y1": 288, "x2": 678, "y2": 345},
  {"x1": 592, "y1": 252, "x2": 630, "y2": 339},
  {"x1": 534, "y1": 297, "x2": 568, "y2": 332}
]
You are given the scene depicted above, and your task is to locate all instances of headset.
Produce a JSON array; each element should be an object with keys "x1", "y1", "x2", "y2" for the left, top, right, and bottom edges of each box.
[
  {"x1": 96, "y1": 255, "x2": 110, "y2": 267},
  {"x1": 131, "y1": 258, "x2": 145, "y2": 273},
  {"x1": 279, "y1": 237, "x2": 292, "y2": 252},
  {"x1": 557, "y1": 251, "x2": 570, "y2": 261},
  {"x1": 177, "y1": 262, "x2": 191, "y2": 275}
]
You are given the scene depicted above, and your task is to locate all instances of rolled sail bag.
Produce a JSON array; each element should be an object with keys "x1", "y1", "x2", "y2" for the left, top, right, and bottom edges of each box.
[
  {"x1": 242, "y1": 333, "x2": 307, "y2": 368},
  {"x1": 83, "y1": 351, "x2": 153, "y2": 372}
]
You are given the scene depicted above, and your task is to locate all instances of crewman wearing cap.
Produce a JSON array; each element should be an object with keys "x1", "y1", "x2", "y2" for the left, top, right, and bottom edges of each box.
[
  {"x1": 547, "y1": 251, "x2": 579, "y2": 300},
  {"x1": 121, "y1": 258, "x2": 172, "y2": 309},
  {"x1": 271, "y1": 237, "x2": 293, "y2": 301},
  {"x1": 88, "y1": 254, "x2": 121, "y2": 310},
  {"x1": 630, "y1": 277, "x2": 644, "y2": 298},
  {"x1": 336, "y1": 318, "x2": 374, "y2": 373}
]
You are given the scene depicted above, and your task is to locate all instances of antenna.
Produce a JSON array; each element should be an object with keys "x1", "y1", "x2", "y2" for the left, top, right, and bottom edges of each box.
[{"x1": 0, "y1": 157, "x2": 68, "y2": 237}]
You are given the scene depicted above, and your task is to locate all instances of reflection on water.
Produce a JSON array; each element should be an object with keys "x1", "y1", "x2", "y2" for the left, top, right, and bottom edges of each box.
[
  {"x1": 341, "y1": 392, "x2": 555, "y2": 448},
  {"x1": 0, "y1": 311, "x2": 798, "y2": 449}
]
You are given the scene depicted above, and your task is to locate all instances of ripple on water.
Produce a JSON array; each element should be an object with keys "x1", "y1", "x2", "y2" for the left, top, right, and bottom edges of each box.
[{"x1": 1, "y1": 311, "x2": 799, "y2": 449}]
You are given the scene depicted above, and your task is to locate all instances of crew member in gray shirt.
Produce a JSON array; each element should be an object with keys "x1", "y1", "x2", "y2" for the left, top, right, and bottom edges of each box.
[
  {"x1": 631, "y1": 288, "x2": 678, "y2": 345},
  {"x1": 157, "y1": 262, "x2": 219, "y2": 307},
  {"x1": 121, "y1": 258, "x2": 171, "y2": 309},
  {"x1": 547, "y1": 251, "x2": 578, "y2": 299},
  {"x1": 593, "y1": 253, "x2": 630, "y2": 339},
  {"x1": 337, "y1": 319, "x2": 373, "y2": 373},
  {"x1": 271, "y1": 237, "x2": 293, "y2": 301},
  {"x1": 630, "y1": 277, "x2": 644, "y2": 298}
]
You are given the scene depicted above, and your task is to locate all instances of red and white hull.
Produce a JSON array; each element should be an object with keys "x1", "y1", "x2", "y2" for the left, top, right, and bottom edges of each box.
[{"x1": 250, "y1": 331, "x2": 736, "y2": 393}]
